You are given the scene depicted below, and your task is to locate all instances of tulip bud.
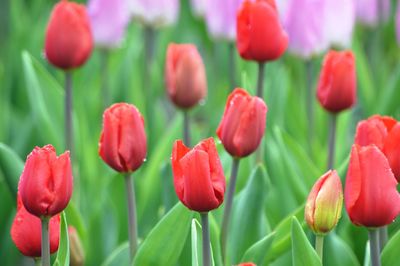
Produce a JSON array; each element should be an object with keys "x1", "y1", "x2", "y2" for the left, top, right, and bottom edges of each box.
[
  {"x1": 171, "y1": 138, "x2": 225, "y2": 212},
  {"x1": 88, "y1": 0, "x2": 131, "y2": 48},
  {"x1": 68, "y1": 226, "x2": 85, "y2": 266},
  {"x1": 131, "y1": 0, "x2": 180, "y2": 28},
  {"x1": 165, "y1": 43, "x2": 207, "y2": 109},
  {"x1": 45, "y1": 0, "x2": 93, "y2": 70},
  {"x1": 305, "y1": 170, "x2": 343, "y2": 235},
  {"x1": 316, "y1": 50, "x2": 357, "y2": 113},
  {"x1": 99, "y1": 103, "x2": 147, "y2": 173},
  {"x1": 236, "y1": 0, "x2": 288, "y2": 63},
  {"x1": 18, "y1": 145, "x2": 73, "y2": 218},
  {"x1": 383, "y1": 123, "x2": 400, "y2": 181},
  {"x1": 345, "y1": 144, "x2": 400, "y2": 227},
  {"x1": 236, "y1": 263, "x2": 256, "y2": 266},
  {"x1": 217, "y1": 88, "x2": 267, "y2": 158},
  {"x1": 11, "y1": 195, "x2": 60, "y2": 257}
]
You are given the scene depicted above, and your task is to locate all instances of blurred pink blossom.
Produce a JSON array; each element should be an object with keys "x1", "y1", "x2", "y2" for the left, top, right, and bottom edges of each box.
[
  {"x1": 396, "y1": 1, "x2": 400, "y2": 43},
  {"x1": 355, "y1": 0, "x2": 390, "y2": 26},
  {"x1": 88, "y1": 0, "x2": 131, "y2": 48},
  {"x1": 130, "y1": 0, "x2": 180, "y2": 28}
]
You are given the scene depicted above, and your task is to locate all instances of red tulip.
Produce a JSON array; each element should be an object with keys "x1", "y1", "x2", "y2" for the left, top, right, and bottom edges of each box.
[
  {"x1": 171, "y1": 138, "x2": 225, "y2": 212},
  {"x1": 345, "y1": 145, "x2": 400, "y2": 227},
  {"x1": 165, "y1": 43, "x2": 207, "y2": 109},
  {"x1": 316, "y1": 50, "x2": 356, "y2": 113},
  {"x1": 217, "y1": 88, "x2": 267, "y2": 158},
  {"x1": 68, "y1": 226, "x2": 85, "y2": 266},
  {"x1": 236, "y1": 0, "x2": 288, "y2": 63},
  {"x1": 45, "y1": 0, "x2": 93, "y2": 70},
  {"x1": 305, "y1": 170, "x2": 343, "y2": 235},
  {"x1": 11, "y1": 195, "x2": 60, "y2": 257},
  {"x1": 99, "y1": 103, "x2": 147, "y2": 173},
  {"x1": 18, "y1": 145, "x2": 73, "y2": 217},
  {"x1": 236, "y1": 263, "x2": 256, "y2": 266},
  {"x1": 383, "y1": 122, "x2": 400, "y2": 181}
]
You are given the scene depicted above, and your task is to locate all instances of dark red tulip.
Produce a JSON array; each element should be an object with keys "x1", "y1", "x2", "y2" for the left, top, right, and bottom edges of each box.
[
  {"x1": 11, "y1": 195, "x2": 60, "y2": 257},
  {"x1": 345, "y1": 145, "x2": 400, "y2": 227},
  {"x1": 165, "y1": 43, "x2": 207, "y2": 109},
  {"x1": 45, "y1": 0, "x2": 93, "y2": 70},
  {"x1": 236, "y1": 0, "x2": 288, "y2": 63},
  {"x1": 18, "y1": 145, "x2": 73, "y2": 217},
  {"x1": 316, "y1": 50, "x2": 356, "y2": 113},
  {"x1": 171, "y1": 138, "x2": 225, "y2": 212},
  {"x1": 99, "y1": 103, "x2": 147, "y2": 173},
  {"x1": 217, "y1": 88, "x2": 267, "y2": 158}
]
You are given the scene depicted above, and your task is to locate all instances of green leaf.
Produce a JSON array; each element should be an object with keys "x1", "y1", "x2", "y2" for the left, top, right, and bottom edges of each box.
[
  {"x1": 228, "y1": 164, "x2": 270, "y2": 264},
  {"x1": 0, "y1": 143, "x2": 24, "y2": 198},
  {"x1": 191, "y1": 219, "x2": 202, "y2": 266},
  {"x1": 101, "y1": 242, "x2": 129, "y2": 266},
  {"x1": 53, "y1": 212, "x2": 70, "y2": 266},
  {"x1": 291, "y1": 216, "x2": 321, "y2": 266},
  {"x1": 381, "y1": 229, "x2": 400, "y2": 266},
  {"x1": 133, "y1": 203, "x2": 193, "y2": 266},
  {"x1": 241, "y1": 232, "x2": 275, "y2": 265},
  {"x1": 324, "y1": 233, "x2": 360, "y2": 266}
]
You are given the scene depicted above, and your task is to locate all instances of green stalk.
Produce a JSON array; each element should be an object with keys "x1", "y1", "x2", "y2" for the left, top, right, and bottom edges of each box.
[
  {"x1": 369, "y1": 229, "x2": 381, "y2": 266},
  {"x1": 65, "y1": 71, "x2": 73, "y2": 153},
  {"x1": 124, "y1": 173, "x2": 138, "y2": 261},
  {"x1": 183, "y1": 111, "x2": 191, "y2": 147},
  {"x1": 379, "y1": 226, "x2": 388, "y2": 251},
  {"x1": 327, "y1": 114, "x2": 337, "y2": 170},
  {"x1": 315, "y1": 235, "x2": 324, "y2": 261},
  {"x1": 41, "y1": 217, "x2": 50, "y2": 266},
  {"x1": 228, "y1": 42, "x2": 236, "y2": 91},
  {"x1": 200, "y1": 212, "x2": 211, "y2": 266}
]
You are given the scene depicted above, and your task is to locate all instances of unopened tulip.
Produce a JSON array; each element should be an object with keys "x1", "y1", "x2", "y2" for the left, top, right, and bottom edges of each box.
[
  {"x1": 355, "y1": 0, "x2": 390, "y2": 26},
  {"x1": 316, "y1": 50, "x2": 357, "y2": 113},
  {"x1": 45, "y1": 0, "x2": 93, "y2": 70},
  {"x1": 345, "y1": 145, "x2": 400, "y2": 227},
  {"x1": 236, "y1": 0, "x2": 288, "y2": 62},
  {"x1": 305, "y1": 170, "x2": 343, "y2": 235},
  {"x1": 217, "y1": 88, "x2": 267, "y2": 158},
  {"x1": 171, "y1": 138, "x2": 225, "y2": 212},
  {"x1": 88, "y1": 0, "x2": 131, "y2": 48},
  {"x1": 237, "y1": 263, "x2": 256, "y2": 266},
  {"x1": 68, "y1": 226, "x2": 85, "y2": 266},
  {"x1": 18, "y1": 145, "x2": 73, "y2": 218},
  {"x1": 165, "y1": 43, "x2": 207, "y2": 109},
  {"x1": 99, "y1": 103, "x2": 147, "y2": 173},
  {"x1": 130, "y1": 0, "x2": 180, "y2": 28},
  {"x1": 383, "y1": 123, "x2": 400, "y2": 181},
  {"x1": 11, "y1": 195, "x2": 60, "y2": 257}
]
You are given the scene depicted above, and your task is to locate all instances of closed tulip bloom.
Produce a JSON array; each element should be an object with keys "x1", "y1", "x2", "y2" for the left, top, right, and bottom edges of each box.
[
  {"x1": 237, "y1": 263, "x2": 256, "y2": 266},
  {"x1": 316, "y1": 50, "x2": 357, "y2": 113},
  {"x1": 45, "y1": 0, "x2": 93, "y2": 70},
  {"x1": 305, "y1": 170, "x2": 343, "y2": 235},
  {"x1": 11, "y1": 195, "x2": 60, "y2": 257},
  {"x1": 171, "y1": 138, "x2": 225, "y2": 212},
  {"x1": 217, "y1": 88, "x2": 267, "y2": 158},
  {"x1": 345, "y1": 145, "x2": 400, "y2": 227},
  {"x1": 18, "y1": 145, "x2": 73, "y2": 218},
  {"x1": 99, "y1": 103, "x2": 147, "y2": 173},
  {"x1": 130, "y1": 0, "x2": 179, "y2": 28},
  {"x1": 165, "y1": 43, "x2": 207, "y2": 109},
  {"x1": 356, "y1": 0, "x2": 390, "y2": 26},
  {"x1": 237, "y1": 0, "x2": 288, "y2": 62},
  {"x1": 88, "y1": 0, "x2": 131, "y2": 48},
  {"x1": 383, "y1": 123, "x2": 400, "y2": 181}
]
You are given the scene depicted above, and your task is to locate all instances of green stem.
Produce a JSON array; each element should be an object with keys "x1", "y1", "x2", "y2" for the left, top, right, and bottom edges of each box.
[
  {"x1": 220, "y1": 158, "x2": 240, "y2": 264},
  {"x1": 305, "y1": 60, "x2": 314, "y2": 151},
  {"x1": 228, "y1": 42, "x2": 236, "y2": 91},
  {"x1": 65, "y1": 71, "x2": 73, "y2": 153},
  {"x1": 124, "y1": 173, "x2": 138, "y2": 262},
  {"x1": 41, "y1": 217, "x2": 50, "y2": 266},
  {"x1": 183, "y1": 111, "x2": 191, "y2": 147},
  {"x1": 315, "y1": 235, "x2": 324, "y2": 261},
  {"x1": 200, "y1": 212, "x2": 211, "y2": 266},
  {"x1": 379, "y1": 226, "x2": 388, "y2": 251},
  {"x1": 100, "y1": 49, "x2": 110, "y2": 109},
  {"x1": 256, "y1": 62, "x2": 265, "y2": 99},
  {"x1": 34, "y1": 257, "x2": 41, "y2": 266},
  {"x1": 369, "y1": 229, "x2": 381, "y2": 266},
  {"x1": 327, "y1": 114, "x2": 337, "y2": 170}
]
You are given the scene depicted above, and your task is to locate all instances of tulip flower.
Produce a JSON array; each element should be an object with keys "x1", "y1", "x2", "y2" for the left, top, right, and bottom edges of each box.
[
  {"x1": 68, "y1": 226, "x2": 85, "y2": 266},
  {"x1": 171, "y1": 138, "x2": 225, "y2": 266},
  {"x1": 237, "y1": 263, "x2": 256, "y2": 266},
  {"x1": 11, "y1": 195, "x2": 60, "y2": 258},
  {"x1": 355, "y1": 0, "x2": 390, "y2": 26},
  {"x1": 88, "y1": 0, "x2": 131, "y2": 48},
  {"x1": 165, "y1": 43, "x2": 207, "y2": 146},
  {"x1": 383, "y1": 123, "x2": 400, "y2": 182},
  {"x1": 99, "y1": 102, "x2": 147, "y2": 261},
  {"x1": 130, "y1": 0, "x2": 179, "y2": 28}
]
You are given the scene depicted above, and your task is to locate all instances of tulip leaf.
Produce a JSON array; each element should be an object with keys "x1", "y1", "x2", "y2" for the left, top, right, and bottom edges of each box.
[
  {"x1": 324, "y1": 233, "x2": 360, "y2": 266},
  {"x1": 53, "y1": 212, "x2": 70, "y2": 266},
  {"x1": 291, "y1": 216, "x2": 321, "y2": 266},
  {"x1": 228, "y1": 164, "x2": 270, "y2": 264},
  {"x1": 241, "y1": 232, "x2": 275, "y2": 265},
  {"x1": 381, "y1": 229, "x2": 400, "y2": 266},
  {"x1": 191, "y1": 219, "x2": 202, "y2": 266},
  {"x1": 0, "y1": 143, "x2": 24, "y2": 199},
  {"x1": 133, "y1": 203, "x2": 193, "y2": 266},
  {"x1": 101, "y1": 242, "x2": 129, "y2": 266}
]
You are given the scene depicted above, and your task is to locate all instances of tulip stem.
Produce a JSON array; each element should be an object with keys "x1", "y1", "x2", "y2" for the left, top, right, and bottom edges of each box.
[
  {"x1": 379, "y1": 226, "x2": 388, "y2": 251},
  {"x1": 65, "y1": 71, "x2": 73, "y2": 153},
  {"x1": 327, "y1": 113, "x2": 337, "y2": 170},
  {"x1": 220, "y1": 158, "x2": 240, "y2": 265},
  {"x1": 369, "y1": 229, "x2": 381, "y2": 266},
  {"x1": 100, "y1": 49, "x2": 110, "y2": 109},
  {"x1": 315, "y1": 235, "x2": 324, "y2": 261},
  {"x1": 183, "y1": 111, "x2": 191, "y2": 147},
  {"x1": 124, "y1": 173, "x2": 138, "y2": 262},
  {"x1": 41, "y1": 217, "x2": 50, "y2": 266},
  {"x1": 306, "y1": 60, "x2": 315, "y2": 151},
  {"x1": 256, "y1": 62, "x2": 265, "y2": 99},
  {"x1": 200, "y1": 212, "x2": 211, "y2": 266},
  {"x1": 228, "y1": 42, "x2": 236, "y2": 91},
  {"x1": 34, "y1": 258, "x2": 41, "y2": 266}
]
